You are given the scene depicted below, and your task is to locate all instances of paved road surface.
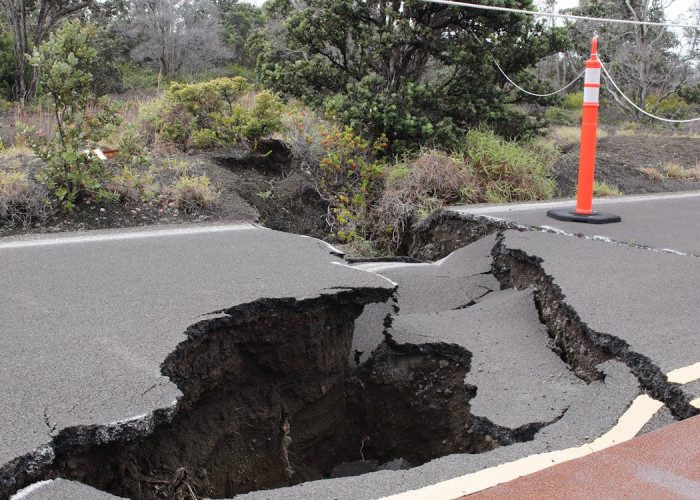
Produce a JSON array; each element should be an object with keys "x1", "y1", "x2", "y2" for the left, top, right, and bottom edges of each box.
[{"x1": 449, "y1": 190, "x2": 700, "y2": 255}]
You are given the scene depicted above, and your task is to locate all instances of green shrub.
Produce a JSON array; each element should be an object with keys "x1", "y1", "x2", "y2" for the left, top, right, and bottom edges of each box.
[
  {"x1": 139, "y1": 77, "x2": 283, "y2": 152},
  {"x1": 546, "y1": 106, "x2": 581, "y2": 126},
  {"x1": 316, "y1": 126, "x2": 386, "y2": 242},
  {"x1": 563, "y1": 92, "x2": 583, "y2": 110},
  {"x1": 27, "y1": 20, "x2": 123, "y2": 210},
  {"x1": 645, "y1": 94, "x2": 689, "y2": 118}
]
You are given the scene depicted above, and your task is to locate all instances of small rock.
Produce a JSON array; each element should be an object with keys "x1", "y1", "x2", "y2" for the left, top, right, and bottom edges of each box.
[{"x1": 99, "y1": 208, "x2": 105, "y2": 213}]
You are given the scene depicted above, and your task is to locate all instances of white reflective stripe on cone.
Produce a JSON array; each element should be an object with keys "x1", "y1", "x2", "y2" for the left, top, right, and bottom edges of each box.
[
  {"x1": 583, "y1": 86, "x2": 600, "y2": 104},
  {"x1": 584, "y1": 67, "x2": 601, "y2": 85}
]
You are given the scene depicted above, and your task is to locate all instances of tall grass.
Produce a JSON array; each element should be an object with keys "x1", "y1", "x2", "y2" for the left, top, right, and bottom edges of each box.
[{"x1": 462, "y1": 128, "x2": 556, "y2": 202}]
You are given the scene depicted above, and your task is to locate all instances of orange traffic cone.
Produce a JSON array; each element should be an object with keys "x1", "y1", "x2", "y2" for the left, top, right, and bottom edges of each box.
[{"x1": 548, "y1": 38, "x2": 621, "y2": 224}]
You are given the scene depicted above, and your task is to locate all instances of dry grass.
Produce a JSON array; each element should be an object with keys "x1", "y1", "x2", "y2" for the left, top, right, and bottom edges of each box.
[
  {"x1": 638, "y1": 167, "x2": 664, "y2": 180},
  {"x1": 170, "y1": 175, "x2": 219, "y2": 212},
  {"x1": 369, "y1": 151, "x2": 471, "y2": 252},
  {"x1": 545, "y1": 125, "x2": 609, "y2": 147},
  {"x1": 279, "y1": 104, "x2": 326, "y2": 169},
  {"x1": 0, "y1": 169, "x2": 51, "y2": 227},
  {"x1": 663, "y1": 162, "x2": 700, "y2": 180}
]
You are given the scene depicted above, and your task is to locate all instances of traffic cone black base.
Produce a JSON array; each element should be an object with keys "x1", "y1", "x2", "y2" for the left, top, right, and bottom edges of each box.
[{"x1": 547, "y1": 209, "x2": 621, "y2": 224}]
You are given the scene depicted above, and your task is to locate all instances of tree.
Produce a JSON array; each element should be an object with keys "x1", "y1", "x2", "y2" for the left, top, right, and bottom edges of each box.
[
  {"x1": 251, "y1": 0, "x2": 568, "y2": 152},
  {"x1": 565, "y1": 0, "x2": 695, "y2": 121},
  {"x1": 28, "y1": 20, "x2": 122, "y2": 208},
  {"x1": 0, "y1": 0, "x2": 93, "y2": 101},
  {"x1": 127, "y1": 0, "x2": 229, "y2": 77},
  {"x1": 215, "y1": 0, "x2": 264, "y2": 68}
]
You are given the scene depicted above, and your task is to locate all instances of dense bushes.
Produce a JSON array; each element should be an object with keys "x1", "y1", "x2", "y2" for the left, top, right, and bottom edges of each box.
[
  {"x1": 368, "y1": 130, "x2": 556, "y2": 252},
  {"x1": 284, "y1": 107, "x2": 558, "y2": 252},
  {"x1": 139, "y1": 77, "x2": 283, "y2": 151}
]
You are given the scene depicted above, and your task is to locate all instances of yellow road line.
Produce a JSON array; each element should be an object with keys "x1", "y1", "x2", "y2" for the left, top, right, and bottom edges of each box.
[
  {"x1": 379, "y1": 395, "x2": 663, "y2": 500},
  {"x1": 666, "y1": 362, "x2": 700, "y2": 385}
]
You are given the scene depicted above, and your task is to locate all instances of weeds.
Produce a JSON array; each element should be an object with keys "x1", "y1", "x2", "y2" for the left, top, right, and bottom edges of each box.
[
  {"x1": 592, "y1": 181, "x2": 621, "y2": 197},
  {"x1": 369, "y1": 151, "x2": 470, "y2": 252},
  {"x1": 170, "y1": 175, "x2": 219, "y2": 212},
  {"x1": 639, "y1": 167, "x2": 664, "y2": 180},
  {"x1": 463, "y1": 128, "x2": 556, "y2": 202},
  {"x1": 663, "y1": 162, "x2": 700, "y2": 180},
  {"x1": 0, "y1": 170, "x2": 51, "y2": 227}
]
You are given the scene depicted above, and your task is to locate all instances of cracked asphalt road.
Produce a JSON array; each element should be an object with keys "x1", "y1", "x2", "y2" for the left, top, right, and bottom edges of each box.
[
  {"x1": 0, "y1": 224, "x2": 394, "y2": 497},
  {"x1": 9, "y1": 191, "x2": 700, "y2": 500}
]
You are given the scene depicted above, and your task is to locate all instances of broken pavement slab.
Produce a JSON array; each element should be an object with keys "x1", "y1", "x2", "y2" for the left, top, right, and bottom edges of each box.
[
  {"x1": 387, "y1": 288, "x2": 586, "y2": 442},
  {"x1": 0, "y1": 223, "x2": 395, "y2": 497},
  {"x1": 351, "y1": 235, "x2": 499, "y2": 364},
  {"x1": 236, "y1": 360, "x2": 641, "y2": 500},
  {"x1": 16, "y1": 361, "x2": 642, "y2": 500},
  {"x1": 446, "y1": 190, "x2": 700, "y2": 256},
  {"x1": 12, "y1": 479, "x2": 122, "y2": 500},
  {"x1": 495, "y1": 229, "x2": 700, "y2": 417}
]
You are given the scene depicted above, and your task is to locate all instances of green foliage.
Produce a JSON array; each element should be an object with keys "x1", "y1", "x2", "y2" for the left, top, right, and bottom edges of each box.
[
  {"x1": 27, "y1": 20, "x2": 124, "y2": 209},
  {"x1": 315, "y1": 126, "x2": 386, "y2": 241},
  {"x1": 367, "y1": 130, "x2": 557, "y2": 252},
  {"x1": 678, "y1": 83, "x2": 700, "y2": 105},
  {"x1": 563, "y1": 92, "x2": 584, "y2": 110},
  {"x1": 462, "y1": 129, "x2": 556, "y2": 202},
  {"x1": 645, "y1": 94, "x2": 689, "y2": 118},
  {"x1": 119, "y1": 62, "x2": 163, "y2": 91},
  {"x1": 592, "y1": 181, "x2": 622, "y2": 197},
  {"x1": 218, "y1": 0, "x2": 265, "y2": 68},
  {"x1": 252, "y1": 0, "x2": 569, "y2": 153},
  {"x1": 545, "y1": 106, "x2": 581, "y2": 126},
  {"x1": 140, "y1": 77, "x2": 283, "y2": 151}
]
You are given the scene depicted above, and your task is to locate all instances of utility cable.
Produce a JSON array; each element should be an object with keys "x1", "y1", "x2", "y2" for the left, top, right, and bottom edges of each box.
[
  {"x1": 491, "y1": 55, "x2": 584, "y2": 97},
  {"x1": 600, "y1": 60, "x2": 700, "y2": 123},
  {"x1": 419, "y1": 0, "x2": 700, "y2": 30}
]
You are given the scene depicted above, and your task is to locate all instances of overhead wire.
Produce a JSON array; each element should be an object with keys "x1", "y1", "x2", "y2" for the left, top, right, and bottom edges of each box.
[
  {"x1": 600, "y1": 61, "x2": 700, "y2": 123},
  {"x1": 429, "y1": 0, "x2": 700, "y2": 123},
  {"x1": 491, "y1": 56, "x2": 584, "y2": 97},
  {"x1": 418, "y1": 0, "x2": 700, "y2": 30}
]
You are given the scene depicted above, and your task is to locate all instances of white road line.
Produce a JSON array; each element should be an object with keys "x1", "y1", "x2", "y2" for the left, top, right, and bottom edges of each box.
[
  {"x1": 690, "y1": 399, "x2": 700, "y2": 409},
  {"x1": 380, "y1": 395, "x2": 664, "y2": 500},
  {"x1": 0, "y1": 223, "x2": 258, "y2": 251},
  {"x1": 448, "y1": 190, "x2": 700, "y2": 214},
  {"x1": 666, "y1": 362, "x2": 700, "y2": 385}
]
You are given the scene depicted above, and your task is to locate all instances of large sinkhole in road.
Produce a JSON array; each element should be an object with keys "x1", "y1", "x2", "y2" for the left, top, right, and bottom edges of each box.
[{"x1": 47, "y1": 294, "x2": 496, "y2": 499}]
